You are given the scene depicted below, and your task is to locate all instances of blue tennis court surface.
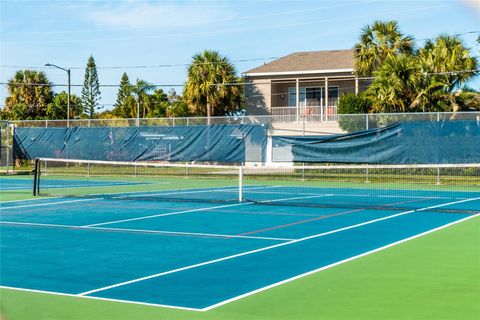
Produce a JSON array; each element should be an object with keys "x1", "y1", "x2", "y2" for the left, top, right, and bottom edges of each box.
[
  {"x1": 0, "y1": 177, "x2": 148, "y2": 191},
  {"x1": 1, "y1": 184, "x2": 479, "y2": 311}
]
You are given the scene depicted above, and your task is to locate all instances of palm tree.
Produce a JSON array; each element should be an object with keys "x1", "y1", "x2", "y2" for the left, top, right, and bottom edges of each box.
[
  {"x1": 5, "y1": 70, "x2": 54, "y2": 119},
  {"x1": 354, "y1": 20, "x2": 414, "y2": 77},
  {"x1": 453, "y1": 88, "x2": 480, "y2": 111},
  {"x1": 414, "y1": 35, "x2": 478, "y2": 113},
  {"x1": 131, "y1": 79, "x2": 154, "y2": 118},
  {"x1": 183, "y1": 50, "x2": 241, "y2": 123},
  {"x1": 418, "y1": 35, "x2": 478, "y2": 92},
  {"x1": 366, "y1": 54, "x2": 421, "y2": 112}
]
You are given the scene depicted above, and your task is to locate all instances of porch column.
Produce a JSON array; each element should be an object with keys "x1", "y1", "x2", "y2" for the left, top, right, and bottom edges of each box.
[
  {"x1": 324, "y1": 77, "x2": 329, "y2": 122},
  {"x1": 296, "y1": 78, "x2": 300, "y2": 123},
  {"x1": 355, "y1": 76, "x2": 359, "y2": 95}
]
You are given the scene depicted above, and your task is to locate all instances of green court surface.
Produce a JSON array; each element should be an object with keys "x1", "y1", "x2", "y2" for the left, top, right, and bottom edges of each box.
[{"x1": 1, "y1": 210, "x2": 478, "y2": 320}]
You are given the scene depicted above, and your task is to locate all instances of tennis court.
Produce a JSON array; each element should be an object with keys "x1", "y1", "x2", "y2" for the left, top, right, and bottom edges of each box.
[{"x1": 1, "y1": 162, "x2": 478, "y2": 311}]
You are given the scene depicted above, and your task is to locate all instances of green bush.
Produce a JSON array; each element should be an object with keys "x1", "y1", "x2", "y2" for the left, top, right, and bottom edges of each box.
[{"x1": 337, "y1": 93, "x2": 371, "y2": 132}]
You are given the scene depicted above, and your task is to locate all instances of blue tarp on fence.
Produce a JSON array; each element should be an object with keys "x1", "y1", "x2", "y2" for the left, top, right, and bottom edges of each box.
[
  {"x1": 272, "y1": 120, "x2": 480, "y2": 164},
  {"x1": 13, "y1": 124, "x2": 267, "y2": 163},
  {"x1": 14, "y1": 120, "x2": 480, "y2": 164}
]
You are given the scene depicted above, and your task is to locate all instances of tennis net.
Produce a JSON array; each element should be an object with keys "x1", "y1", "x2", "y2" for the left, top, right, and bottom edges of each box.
[{"x1": 33, "y1": 158, "x2": 480, "y2": 214}]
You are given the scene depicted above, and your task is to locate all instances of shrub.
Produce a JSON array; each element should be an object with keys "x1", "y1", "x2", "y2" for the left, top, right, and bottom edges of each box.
[{"x1": 337, "y1": 93, "x2": 370, "y2": 132}]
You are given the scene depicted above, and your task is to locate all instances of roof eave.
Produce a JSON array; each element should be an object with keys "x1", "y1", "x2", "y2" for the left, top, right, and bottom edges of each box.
[{"x1": 243, "y1": 68, "x2": 355, "y2": 77}]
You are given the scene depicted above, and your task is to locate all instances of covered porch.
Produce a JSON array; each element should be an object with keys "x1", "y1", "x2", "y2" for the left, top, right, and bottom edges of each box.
[{"x1": 269, "y1": 75, "x2": 361, "y2": 123}]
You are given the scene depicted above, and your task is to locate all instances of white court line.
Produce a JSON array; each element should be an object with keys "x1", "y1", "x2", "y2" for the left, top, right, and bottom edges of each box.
[
  {"x1": 116, "y1": 185, "x2": 281, "y2": 199},
  {"x1": 0, "y1": 198, "x2": 102, "y2": 210},
  {"x1": 0, "y1": 184, "x2": 274, "y2": 207},
  {"x1": 78, "y1": 196, "x2": 480, "y2": 297},
  {"x1": 83, "y1": 202, "x2": 253, "y2": 227},
  {"x1": 53, "y1": 185, "x2": 274, "y2": 200},
  {"x1": 0, "y1": 197, "x2": 65, "y2": 204},
  {"x1": 84, "y1": 194, "x2": 333, "y2": 228},
  {"x1": 33, "y1": 183, "x2": 151, "y2": 190},
  {"x1": 1, "y1": 186, "x2": 32, "y2": 190},
  {"x1": 1, "y1": 183, "x2": 143, "y2": 191},
  {"x1": 0, "y1": 286, "x2": 203, "y2": 312},
  {"x1": 201, "y1": 212, "x2": 480, "y2": 311},
  {"x1": 0, "y1": 221, "x2": 293, "y2": 242}
]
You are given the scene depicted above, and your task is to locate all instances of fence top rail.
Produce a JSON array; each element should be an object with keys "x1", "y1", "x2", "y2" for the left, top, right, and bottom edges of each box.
[{"x1": 8, "y1": 111, "x2": 480, "y2": 127}]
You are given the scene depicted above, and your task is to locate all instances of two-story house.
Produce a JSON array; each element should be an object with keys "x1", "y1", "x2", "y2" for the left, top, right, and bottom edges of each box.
[{"x1": 243, "y1": 49, "x2": 369, "y2": 123}]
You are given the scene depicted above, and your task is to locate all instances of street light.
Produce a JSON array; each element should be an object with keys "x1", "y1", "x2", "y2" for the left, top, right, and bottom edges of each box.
[{"x1": 45, "y1": 63, "x2": 71, "y2": 127}]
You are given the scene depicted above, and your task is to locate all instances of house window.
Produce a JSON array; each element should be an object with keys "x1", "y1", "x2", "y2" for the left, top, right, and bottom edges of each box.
[
  {"x1": 288, "y1": 87, "x2": 305, "y2": 107},
  {"x1": 328, "y1": 87, "x2": 339, "y2": 104},
  {"x1": 287, "y1": 86, "x2": 339, "y2": 106},
  {"x1": 305, "y1": 87, "x2": 322, "y2": 106}
]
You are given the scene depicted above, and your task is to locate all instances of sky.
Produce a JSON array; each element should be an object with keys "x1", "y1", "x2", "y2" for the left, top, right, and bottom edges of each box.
[{"x1": 1, "y1": 0, "x2": 479, "y2": 111}]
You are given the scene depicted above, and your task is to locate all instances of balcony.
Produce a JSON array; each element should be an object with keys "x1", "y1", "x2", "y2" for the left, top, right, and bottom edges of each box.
[{"x1": 270, "y1": 102, "x2": 338, "y2": 123}]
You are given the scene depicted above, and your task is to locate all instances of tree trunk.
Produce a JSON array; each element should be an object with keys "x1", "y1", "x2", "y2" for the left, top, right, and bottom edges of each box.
[{"x1": 207, "y1": 102, "x2": 211, "y2": 125}]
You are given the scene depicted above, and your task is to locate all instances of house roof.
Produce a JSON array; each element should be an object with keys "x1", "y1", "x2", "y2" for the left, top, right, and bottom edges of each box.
[{"x1": 244, "y1": 49, "x2": 354, "y2": 76}]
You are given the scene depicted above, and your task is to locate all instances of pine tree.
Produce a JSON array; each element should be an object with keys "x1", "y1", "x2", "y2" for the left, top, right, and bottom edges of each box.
[
  {"x1": 113, "y1": 73, "x2": 132, "y2": 117},
  {"x1": 81, "y1": 55, "x2": 101, "y2": 118},
  {"x1": 115, "y1": 73, "x2": 131, "y2": 106}
]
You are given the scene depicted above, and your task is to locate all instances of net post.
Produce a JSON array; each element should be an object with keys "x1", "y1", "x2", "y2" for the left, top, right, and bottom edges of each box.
[
  {"x1": 33, "y1": 158, "x2": 39, "y2": 196},
  {"x1": 238, "y1": 165, "x2": 244, "y2": 202}
]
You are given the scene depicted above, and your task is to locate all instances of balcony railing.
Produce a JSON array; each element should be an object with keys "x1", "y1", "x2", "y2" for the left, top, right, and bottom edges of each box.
[{"x1": 270, "y1": 105, "x2": 338, "y2": 123}]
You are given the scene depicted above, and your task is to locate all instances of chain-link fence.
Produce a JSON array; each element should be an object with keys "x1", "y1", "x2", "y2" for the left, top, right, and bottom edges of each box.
[
  {"x1": 0, "y1": 121, "x2": 14, "y2": 172},
  {"x1": 4, "y1": 112, "x2": 480, "y2": 172}
]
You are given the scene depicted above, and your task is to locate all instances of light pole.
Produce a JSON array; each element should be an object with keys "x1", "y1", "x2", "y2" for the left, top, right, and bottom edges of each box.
[{"x1": 45, "y1": 63, "x2": 71, "y2": 127}]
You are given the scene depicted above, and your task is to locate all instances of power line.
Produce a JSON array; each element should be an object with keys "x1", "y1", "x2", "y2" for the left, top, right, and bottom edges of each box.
[
  {"x1": 1, "y1": 70, "x2": 477, "y2": 89},
  {"x1": 1, "y1": 30, "x2": 477, "y2": 71},
  {"x1": 0, "y1": 56, "x2": 280, "y2": 70},
  {"x1": 0, "y1": 83, "x2": 185, "y2": 88}
]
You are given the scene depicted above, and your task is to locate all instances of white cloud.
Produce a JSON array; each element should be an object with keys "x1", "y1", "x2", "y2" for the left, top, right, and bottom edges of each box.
[{"x1": 85, "y1": 1, "x2": 232, "y2": 29}]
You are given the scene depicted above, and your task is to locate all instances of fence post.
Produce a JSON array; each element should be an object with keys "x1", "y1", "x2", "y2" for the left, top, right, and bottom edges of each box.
[
  {"x1": 238, "y1": 165, "x2": 243, "y2": 202},
  {"x1": 11, "y1": 124, "x2": 16, "y2": 172},
  {"x1": 5, "y1": 123, "x2": 10, "y2": 173},
  {"x1": 302, "y1": 110, "x2": 306, "y2": 136},
  {"x1": 295, "y1": 79, "x2": 300, "y2": 123},
  {"x1": 436, "y1": 112, "x2": 440, "y2": 184}
]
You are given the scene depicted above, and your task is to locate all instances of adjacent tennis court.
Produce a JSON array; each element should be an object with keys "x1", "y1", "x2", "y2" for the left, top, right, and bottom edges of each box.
[{"x1": 1, "y1": 167, "x2": 478, "y2": 311}]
